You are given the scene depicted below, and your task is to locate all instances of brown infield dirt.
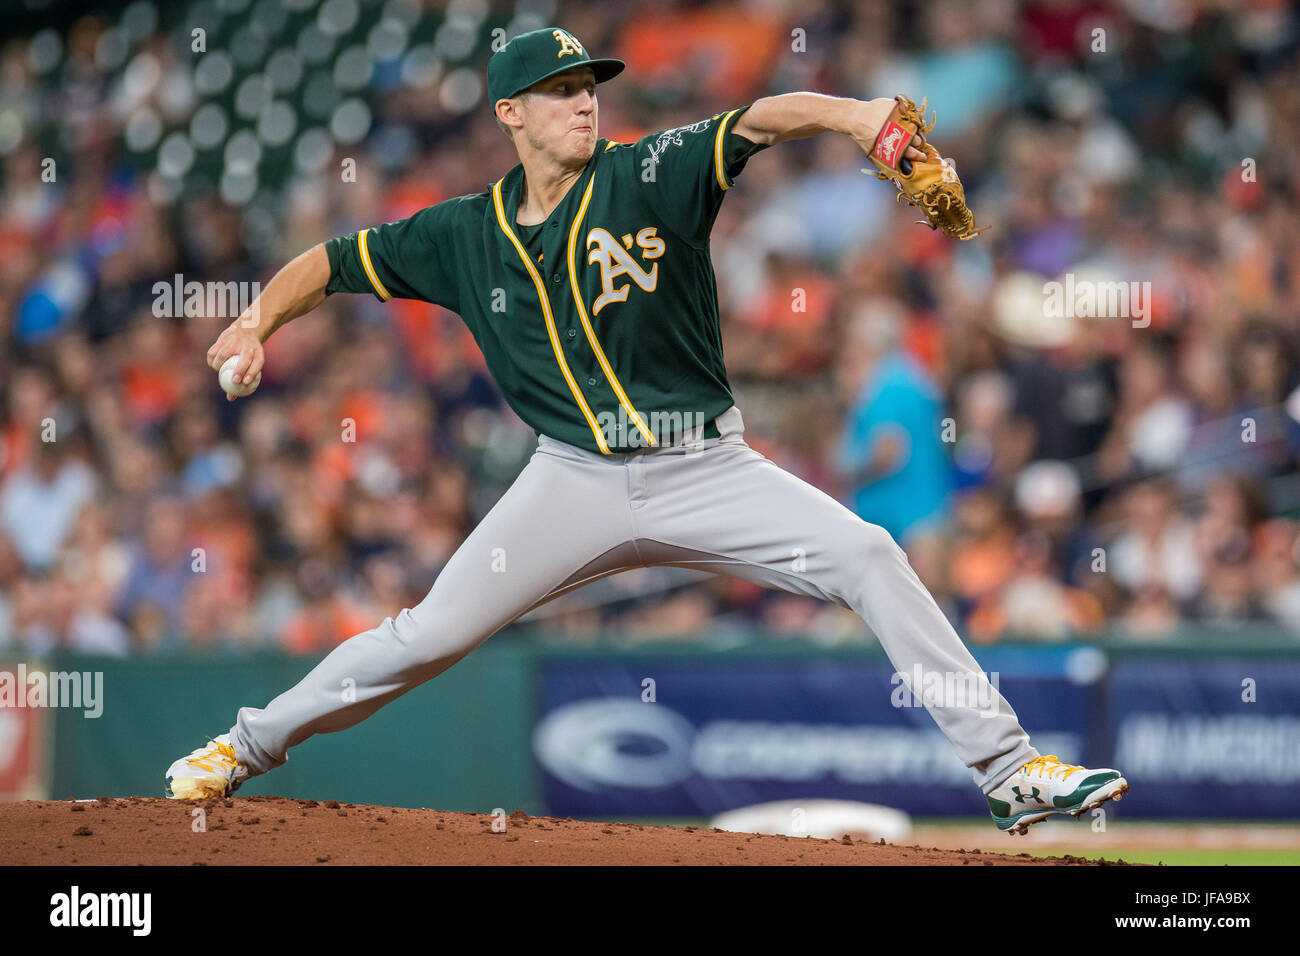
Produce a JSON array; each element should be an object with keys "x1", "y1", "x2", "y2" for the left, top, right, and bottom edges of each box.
[{"x1": 0, "y1": 797, "x2": 1136, "y2": 865}]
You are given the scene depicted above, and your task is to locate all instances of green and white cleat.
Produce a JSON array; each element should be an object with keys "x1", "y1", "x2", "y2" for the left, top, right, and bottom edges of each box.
[{"x1": 987, "y1": 755, "x2": 1128, "y2": 835}]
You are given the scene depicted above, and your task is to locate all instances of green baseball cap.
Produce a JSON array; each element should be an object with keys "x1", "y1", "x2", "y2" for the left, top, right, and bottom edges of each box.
[{"x1": 487, "y1": 27, "x2": 625, "y2": 106}]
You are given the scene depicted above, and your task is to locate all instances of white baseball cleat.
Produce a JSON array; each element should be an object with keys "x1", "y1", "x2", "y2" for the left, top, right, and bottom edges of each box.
[
  {"x1": 165, "y1": 734, "x2": 249, "y2": 800},
  {"x1": 987, "y1": 754, "x2": 1129, "y2": 835}
]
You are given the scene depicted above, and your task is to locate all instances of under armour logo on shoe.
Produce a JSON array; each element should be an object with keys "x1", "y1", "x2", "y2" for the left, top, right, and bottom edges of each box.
[{"x1": 1011, "y1": 785, "x2": 1042, "y2": 804}]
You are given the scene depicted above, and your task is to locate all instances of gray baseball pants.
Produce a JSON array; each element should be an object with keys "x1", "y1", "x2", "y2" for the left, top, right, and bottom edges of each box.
[{"x1": 229, "y1": 405, "x2": 1038, "y2": 793}]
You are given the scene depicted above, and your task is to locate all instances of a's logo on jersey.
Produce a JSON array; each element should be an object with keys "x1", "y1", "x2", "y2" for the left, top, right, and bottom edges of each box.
[
  {"x1": 586, "y1": 227, "x2": 666, "y2": 315},
  {"x1": 553, "y1": 29, "x2": 585, "y2": 58},
  {"x1": 645, "y1": 118, "x2": 713, "y2": 166}
]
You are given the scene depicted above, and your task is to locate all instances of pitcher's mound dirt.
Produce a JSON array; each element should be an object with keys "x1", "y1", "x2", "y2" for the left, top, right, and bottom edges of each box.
[{"x1": 0, "y1": 797, "x2": 1126, "y2": 865}]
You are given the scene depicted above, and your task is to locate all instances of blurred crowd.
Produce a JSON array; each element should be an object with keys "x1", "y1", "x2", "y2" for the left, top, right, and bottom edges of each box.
[{"x1": 2, "y1": 0, "x2": 1300, "y2": 656}]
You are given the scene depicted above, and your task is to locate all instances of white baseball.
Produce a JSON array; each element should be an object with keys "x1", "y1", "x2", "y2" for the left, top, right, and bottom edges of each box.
[{"x1": 218, "y1": 355, "x2": 261, "y2": 397}]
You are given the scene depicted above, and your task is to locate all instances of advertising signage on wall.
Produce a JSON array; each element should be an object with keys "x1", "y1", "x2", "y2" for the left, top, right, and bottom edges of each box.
[
  {"x1": 533, "y1": 651, "x2": 1097, "y2": 818},
  {"x1": 1106, "y1": 657, "x2": 1300, "y2": 819},
  {"x1": 532, "y1": 649, "x2": 1300, "y2": 820}
]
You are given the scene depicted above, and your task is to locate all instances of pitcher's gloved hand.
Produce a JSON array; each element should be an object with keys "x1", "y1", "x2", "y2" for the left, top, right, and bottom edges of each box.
[{"x1": 864, "y1": 95, "x2": 990, "y2": 241}]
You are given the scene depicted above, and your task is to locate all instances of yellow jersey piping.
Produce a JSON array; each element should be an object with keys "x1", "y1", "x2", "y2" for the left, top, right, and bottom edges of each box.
[
  {"x1": 713, "y1": 109, "x2": 741, "y2": 191},
  {"x1": 568, "y1": 173, "x2": 657, "y2": 448},
  {"x1": 492, "y1": 177, "x2": 611, "y2": 454},
  {"x1": 357, "y1": 228, "x2": 391, "y2": 300}
]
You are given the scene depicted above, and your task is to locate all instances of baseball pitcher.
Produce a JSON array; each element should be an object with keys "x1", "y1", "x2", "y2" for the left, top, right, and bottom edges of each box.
[{"x1": 169, "y1": 27, "x2": 1127, "y2": 835}]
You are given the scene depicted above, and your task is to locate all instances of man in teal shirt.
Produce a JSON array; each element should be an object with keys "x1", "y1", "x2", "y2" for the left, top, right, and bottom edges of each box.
[{"x1": 838, "y1": 324, "x2": 953, "y2": 542}]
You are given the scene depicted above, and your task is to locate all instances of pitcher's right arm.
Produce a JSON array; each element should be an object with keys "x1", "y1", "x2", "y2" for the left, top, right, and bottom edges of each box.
[{"x1": 206, "y1": 242, "x2": 330, "y2": 400}]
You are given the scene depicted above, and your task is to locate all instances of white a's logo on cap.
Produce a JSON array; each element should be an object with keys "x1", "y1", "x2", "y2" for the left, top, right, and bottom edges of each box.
[{"x1": 553, "y1": 29, "x2": 585, "y2": 58}]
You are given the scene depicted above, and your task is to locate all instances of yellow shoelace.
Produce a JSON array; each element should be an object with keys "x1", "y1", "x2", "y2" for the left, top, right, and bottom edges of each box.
[
  {"x1": 187, "y1": 739, "x2": 239, "y2": 775},
  {"x1": 1021, "y1": 755, "x2": 1082, "y2": 782}
]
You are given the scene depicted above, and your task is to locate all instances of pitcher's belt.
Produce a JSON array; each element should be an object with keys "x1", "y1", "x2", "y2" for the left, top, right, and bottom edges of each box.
[{"x1": 644, "y1": 415, "x2": 720, "y2": 447}]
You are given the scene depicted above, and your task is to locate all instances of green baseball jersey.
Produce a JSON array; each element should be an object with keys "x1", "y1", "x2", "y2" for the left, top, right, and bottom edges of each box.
[{"x1": 324, "y1": 106, "x2": 769, "y2": 453}]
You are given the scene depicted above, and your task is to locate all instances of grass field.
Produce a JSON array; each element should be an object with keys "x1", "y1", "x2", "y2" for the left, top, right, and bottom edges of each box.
[
  {"x1": 1017, "y1": 847, "x2": 1299, "y2": 866},
  {"x1": 619, "y1": 817, "x2": 1300, "y2": 866}
]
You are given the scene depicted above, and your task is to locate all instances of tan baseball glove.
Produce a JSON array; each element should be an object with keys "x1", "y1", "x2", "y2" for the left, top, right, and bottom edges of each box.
[{"x1": 864, "y1": 95, "x2": 989, "y2": 241}]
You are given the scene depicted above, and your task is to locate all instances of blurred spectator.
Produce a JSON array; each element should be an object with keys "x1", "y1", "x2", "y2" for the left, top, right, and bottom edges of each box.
[
  {"x1": 67, "y1": 573, "x2": 131, "y2": 656},
  {"x1": 1190, "y1": 531, "x2": 1270, "y2": 626},
  {"x1": 1110, "y1": 477, "x2": 1202, "y2": 604},
  {"x1": 968, "y1": 529, "x2": 1104, "y2": 642},
  {"x1": 836, "y1": 299, "x2": 953, "y2": 544},
  {"x1": 0, "y1": 435, "x2": 96, "y2": 572},
  {"x1": 115, "y1": 496, "x2": 194, "y2": 646},
  {"x1": 1094, "y1": 337, "x2": 1192, "y2": 484},
  {"x1": 1010, "y1": 330, "x2": 1116, "y2": 465},
  {"x1": 1116, "y1": 584, "x2": 1182, "y2": 640},
  {"x1": 1015, "y1": 460, "x2": 1100, "y2": 583},
  {"x1": 280, "y1": 559, "x2": 374, "y2": 656},
  {"x1": 726, "y1": 251, "x2": 836, "y2": 379},
  {"x1": 1253, "y1": 520, "x2": 1300, "y2": 631}
]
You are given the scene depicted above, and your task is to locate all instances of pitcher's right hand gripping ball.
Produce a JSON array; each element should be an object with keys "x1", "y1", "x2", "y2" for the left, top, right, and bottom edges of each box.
[{"x1": 865, "y1": 95, "x2": 989, "y2": 241}]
